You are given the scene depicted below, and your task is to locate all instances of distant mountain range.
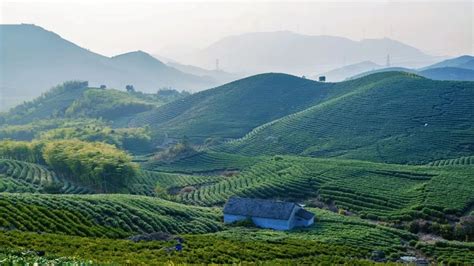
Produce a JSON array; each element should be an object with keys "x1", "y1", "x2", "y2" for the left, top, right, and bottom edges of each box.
[
  {"x1": 178, "y1": 31, "x2": 435, "y2": 75},
  {"x1": 0, "y1": 24, "x2": 234, "y2": 111},
  {"x1": 344, "y1": 55, "x2": 474, "y2": 81},
  {"x1": 316, "y1": 61, "x2": 383, "y2": 82}
]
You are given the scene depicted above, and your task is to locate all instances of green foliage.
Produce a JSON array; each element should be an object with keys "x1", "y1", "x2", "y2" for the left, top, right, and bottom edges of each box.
[
  {"x1": 0, "y1": 119, "x2": 68, "y2": 141},
  {"x1": 0, "y1": 118, "x2": 154, "y2": 153},
  {"x1": 0, "y1": 140, "x2": 138, "y2": 192},
  {"x1": 0, "y1": 82, "x2": 187, "y2": 127},
  {"x1": 229, "y1": 217, "x2": 255, "y2": 228},
  {"x1": 152, "y1": 139, "x2": 198, "y2": 163},
  {"x1": 0, "y1": 140, "x2": 44, "y2": 163},
  {"x1": 416, "y1": 241, "x2": 474, "y2": 264},
  {"x1": 0, "y1": 230, "x2": 386, "y2": 265},
  {"x1": 65, "y1": 88, "x2": 158, "y2": 120},
  {"x1": 0, "y1": 194, "x2": 222, "y2": 237},
  {"x1": 39, "y1": 124, "x2": 153, "y2": 152},
  {"x1": 42, "y1": 140, "x2": 137, "y2": 192},
  {"x1": 0, "y1": 159, "x2": 92, "y2": 194},
  {"x1": 219, "y1": 72, "x2": 474, "y2": 164},
  {"x1": 1, "y1": 81, "x2": 89, "y2": 125}
]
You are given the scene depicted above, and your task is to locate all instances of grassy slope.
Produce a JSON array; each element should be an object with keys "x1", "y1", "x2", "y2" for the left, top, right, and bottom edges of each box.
[
  {"x1": 0, "y1": 193, "x2": 221, "y2": 238},
  {"x1": 218, "y1": 72, "x2": 474, "y2": 164},
  {"x1": 129, "y1": 73, "x2": 348, "y2": 142}
]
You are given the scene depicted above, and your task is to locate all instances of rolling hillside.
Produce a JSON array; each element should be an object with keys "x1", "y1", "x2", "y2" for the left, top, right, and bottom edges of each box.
[
  {"x1": 0, "y1": 24, "x2": 216, "y2": 111},
  {"x1": 218, "y1": 72, "x2": 474, "y2": 164},
  {"x1": 129, "y1": 73, "x2": 350, "y2": 143}
]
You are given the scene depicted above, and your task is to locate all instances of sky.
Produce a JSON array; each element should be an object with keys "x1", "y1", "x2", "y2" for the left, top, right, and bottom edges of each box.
[{"x1": 1, "y1": 0, "x2": 473, "y2": 59}]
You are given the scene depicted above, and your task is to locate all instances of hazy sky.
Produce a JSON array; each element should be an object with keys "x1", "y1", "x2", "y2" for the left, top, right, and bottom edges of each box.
[{"x1": 1, "y1": 0, "x2": 473, "y2": 58}]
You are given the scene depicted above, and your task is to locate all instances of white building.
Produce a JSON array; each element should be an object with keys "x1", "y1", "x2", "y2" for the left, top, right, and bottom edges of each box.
[{"x1": 223, "y1": 197, "x2": 315, "y2": 230}]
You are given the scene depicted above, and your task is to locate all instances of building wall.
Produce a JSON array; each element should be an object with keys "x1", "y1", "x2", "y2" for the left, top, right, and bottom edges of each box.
[
  {"x1": 224, "y1": 214, "x2": 291, "y2": 230},
  {"x1": 288, "y1": 206, "x2": 302, "y2": 229},
  {"x1": 252, "y1": 217, "x2": 290, "y2": 230},
  {"x1": 224, "y1": 214, "x2": 247, "y2": 224},
  {"x1": 223, "y1": 207, "x2": 314, "y2": 230},
  {"x1": 295, "y1": 216, "x2": 314, "y2": 227}
]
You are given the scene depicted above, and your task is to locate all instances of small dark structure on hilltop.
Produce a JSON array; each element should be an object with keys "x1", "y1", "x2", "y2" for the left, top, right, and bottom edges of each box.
[
  {"x1": 223, "y1": 197, "x2": 315, "y2": 230},
  {"x1": 318, "y1": 76, "x2": 326, "y2": 82}
]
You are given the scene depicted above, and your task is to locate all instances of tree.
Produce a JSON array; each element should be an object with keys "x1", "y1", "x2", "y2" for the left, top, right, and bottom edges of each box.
[{"x1": 126, "y1": 85, "x2": 135, "y2": 93}]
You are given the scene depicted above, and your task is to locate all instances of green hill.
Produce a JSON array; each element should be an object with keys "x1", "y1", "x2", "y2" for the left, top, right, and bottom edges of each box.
[
  {"x1": 1, "y1": 81, "x2": 90, "y2": 125},
  {"x1": 129, "y1": 73, "x2": 353, "y2": 143},
  {"x1": 0, "y1": 81, "x2": 177, "y2": 125},
  {"x1": 219, "y1": 72, "x2": 474, "y2": 164}
]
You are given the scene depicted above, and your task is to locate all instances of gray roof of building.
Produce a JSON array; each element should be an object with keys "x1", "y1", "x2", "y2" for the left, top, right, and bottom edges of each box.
[
  {"x1": 296, "y1": 208, "x2": 315, "y2": 220},
  {"x1": 223, "y1": 197, "x2": 297, "y2": 220}
]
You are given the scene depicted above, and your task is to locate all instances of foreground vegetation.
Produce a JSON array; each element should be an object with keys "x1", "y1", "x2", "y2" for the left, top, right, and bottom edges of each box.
[
  {"x1": 0, "y1": 193, "x2": 221, "y2": 238},
  {"x1": 0, "y1": 209, "x2": 472, "y2": 264}
]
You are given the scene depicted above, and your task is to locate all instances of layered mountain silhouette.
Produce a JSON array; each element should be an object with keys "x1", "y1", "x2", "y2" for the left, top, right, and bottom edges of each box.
[
  {"x1": 316, "y1": 61, "x2": 382, "y2": 82},
  {"x1": 180, "y1": 31, "x2": 434, "y2": 75},
  {"x1": 0, "y1": 24, "x2": 218, "y2": 111},
  {"x1": 346, "y1": 55, "x2": 474, "y2": 81}
]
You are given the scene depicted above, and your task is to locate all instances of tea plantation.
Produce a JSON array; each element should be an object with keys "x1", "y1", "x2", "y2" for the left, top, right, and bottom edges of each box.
[
  {"x1": 168, "y1": 155, "x2": 474, "y2": 221},
  {"x1": 219, "y1": 73, "x2": 474, "y2": 164},
  {"x1": 0, "y1": 193, "x2": 222, "y2": 238}
]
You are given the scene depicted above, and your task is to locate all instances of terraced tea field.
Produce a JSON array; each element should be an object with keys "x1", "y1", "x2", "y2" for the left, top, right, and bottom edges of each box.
[
  {"x1": 169, "y1": 156, "x2": 474, "y2": 220},
  {"x1": 428, "y1": 156, "x2": 474, "y2": 167},
  {"x1": 144, "y1": 151, "x2": 261, "y2": 174},
  {"x1": 0, "y1": 230, "x2": 376, "y2": 265},
  {"x1": 0, "y1": 193, "x2": 222, "y2": 238},
  {"x1": 130, "y1": 170, "x2": 224, "y2": 196},
  {"x1": 0, "y1": 159, "x2": 91, "y2": 194},
  {"x1": 215, "y1": 208, "x2": 415, "y2": 257}
]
